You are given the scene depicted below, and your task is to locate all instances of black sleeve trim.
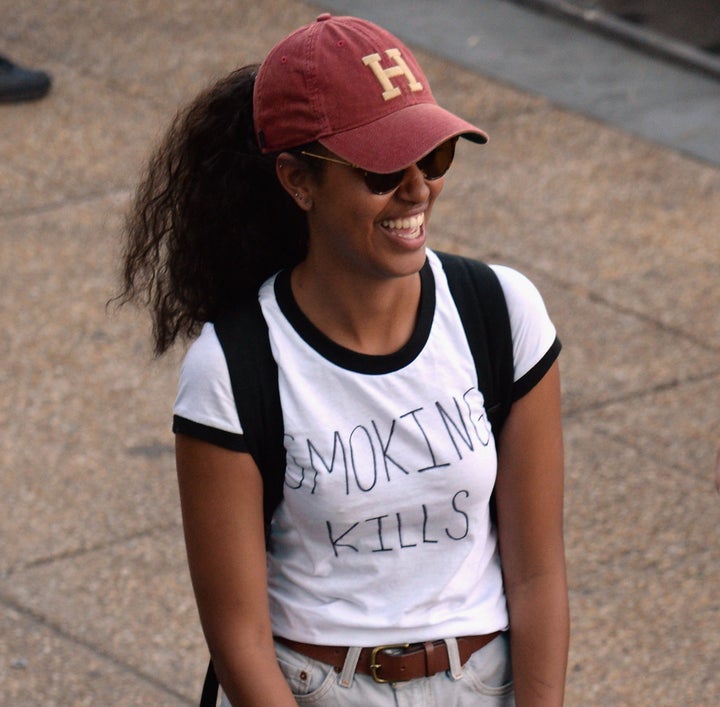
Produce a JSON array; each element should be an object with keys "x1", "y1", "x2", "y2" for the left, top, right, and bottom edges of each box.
[
  {"x1": 512, "y1": 337, "x2": 562, "y2": 402},
  {"x1": 172, "y1": 415, "x2": 248, "y2": 453}
]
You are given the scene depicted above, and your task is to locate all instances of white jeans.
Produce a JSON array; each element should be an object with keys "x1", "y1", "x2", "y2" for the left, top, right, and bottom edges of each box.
[{"x1": 220, "y1": 633, "x2": 514, "y2": 706}]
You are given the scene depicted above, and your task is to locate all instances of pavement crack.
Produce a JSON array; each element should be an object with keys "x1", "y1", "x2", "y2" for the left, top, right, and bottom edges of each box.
[
  {"x1": 0, "y1": 591, "x2": 193, "y2": 704},
  {"x1": 2, "y1": 522, "x2": 182, "y2": 579},
  {"x1": 564, "y1": 365, "x2": 720, "y2": 418},
  {"x1": 0, "y1": 188, "x2": 131, "y2": 220},
  {"x1": 508, "y1": 256, "x2": 720, "y2": 354}
]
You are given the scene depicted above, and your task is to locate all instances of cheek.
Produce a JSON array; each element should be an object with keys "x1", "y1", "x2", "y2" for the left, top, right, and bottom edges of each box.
[
  {"x1": 425, "y1": 179, "x2": 445, "y2": 220},
  {"x1": 309, "y1": 189, "x2": 382, "y2": 246}
]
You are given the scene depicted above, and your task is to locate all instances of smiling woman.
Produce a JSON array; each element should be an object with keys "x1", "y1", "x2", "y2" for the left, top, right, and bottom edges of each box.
[{"x1": 116, "y1": 13, "x2": 568, "y2": 707}]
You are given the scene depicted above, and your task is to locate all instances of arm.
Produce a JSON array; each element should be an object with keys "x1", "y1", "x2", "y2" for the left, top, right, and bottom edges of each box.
[
  {"x1": 175, "y1": 435, "x2": 297, "y2": 707},
  {"x1": 495, "y1": 360, "x2": 569, "y2": 706}
]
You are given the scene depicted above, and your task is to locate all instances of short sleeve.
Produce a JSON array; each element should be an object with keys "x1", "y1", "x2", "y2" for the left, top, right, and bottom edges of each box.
[
  {"x1": 172, "y1": 323, "x2": 246, "y2": 451},
  {"x1": 491, "y1": 265, "x2": 561, "y2": 400}
]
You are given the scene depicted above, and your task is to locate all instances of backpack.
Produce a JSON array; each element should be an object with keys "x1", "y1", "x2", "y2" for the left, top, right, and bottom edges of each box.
[{"x1": 200, "y1": 251, "x2": 513, "y2": 706}]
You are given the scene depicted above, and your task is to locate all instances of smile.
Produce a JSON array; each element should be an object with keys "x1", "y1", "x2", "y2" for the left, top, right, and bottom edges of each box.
[{"x1": 380, "y1": 213, "x2": 425, "y2": 239}]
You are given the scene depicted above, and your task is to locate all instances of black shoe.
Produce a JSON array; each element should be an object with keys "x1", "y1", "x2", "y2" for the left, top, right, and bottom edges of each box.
[{"x1": 0, "y1": 55, "x2": 52, "y2": 103}]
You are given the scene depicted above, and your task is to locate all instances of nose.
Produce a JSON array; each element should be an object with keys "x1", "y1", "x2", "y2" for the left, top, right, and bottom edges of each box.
[{"x1": 395, "y1": 163, "x2": 433, "y2": 202}]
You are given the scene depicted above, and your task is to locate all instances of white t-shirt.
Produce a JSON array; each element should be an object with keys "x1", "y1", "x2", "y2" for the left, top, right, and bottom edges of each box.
[{"x1": 174, "y1": 249, "x2": 559, "y2": 645}]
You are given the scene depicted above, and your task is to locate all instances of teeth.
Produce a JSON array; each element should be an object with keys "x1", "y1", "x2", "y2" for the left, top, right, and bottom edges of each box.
[{"x1": 381, "y1": 213, "x2": 425, "y2": 232}]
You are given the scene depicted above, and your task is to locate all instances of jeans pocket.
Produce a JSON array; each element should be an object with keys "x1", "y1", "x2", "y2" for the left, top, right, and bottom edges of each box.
[
  {"x1": 462, "y1": 633, "x2": 514, "y2": 696},
  {"x1": 274, "y1": 640, "x2": 340, "y2": 702}
]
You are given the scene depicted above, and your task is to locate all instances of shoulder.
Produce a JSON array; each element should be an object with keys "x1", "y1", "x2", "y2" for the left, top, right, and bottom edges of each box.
[
  {"x1": 489, "y1": 264, "x2": 559, "y2": 388},
  {"x1": 174, "y1": 323, "x2": 242, "y2": 434},
  {"x1": 489, "y1": 264, "x2": 551, "y2": 320},
  {"x1": 179, "y1": 322, "x2": 230, "y2": 386},
  {"x1": 429, "y1": 250, "x2": 551, "y2": 326}
]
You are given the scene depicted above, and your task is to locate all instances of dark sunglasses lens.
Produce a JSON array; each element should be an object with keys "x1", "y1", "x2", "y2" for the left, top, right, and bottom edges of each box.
[
  {"x1": 418, "y1": 139, "x2": 457, "y2": 180},
  {"x1": 364, "y1": 169, "x2": 405, "y2": 194},
  {"x1": 362, "y1": 138, "x2": 458, "y2": 194}
]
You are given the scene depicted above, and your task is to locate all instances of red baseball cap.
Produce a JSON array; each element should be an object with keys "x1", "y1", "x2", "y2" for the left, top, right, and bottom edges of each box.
[{"x1": 253, "y1": 14, "x2": 488, "y2": 173}]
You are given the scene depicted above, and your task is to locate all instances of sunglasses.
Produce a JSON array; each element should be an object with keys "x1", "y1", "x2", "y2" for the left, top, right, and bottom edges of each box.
[{"x1": 300, "y1": 137, "x2": 458, "y2": 195}]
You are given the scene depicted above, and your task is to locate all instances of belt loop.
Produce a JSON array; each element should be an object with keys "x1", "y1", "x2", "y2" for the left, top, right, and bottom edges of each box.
[
  {"x1": 339, "y1": 646, "x2": 362, "y2": 688},
  {"x1": 444, "y1": 638, "x2": 463, "y2": 680}
]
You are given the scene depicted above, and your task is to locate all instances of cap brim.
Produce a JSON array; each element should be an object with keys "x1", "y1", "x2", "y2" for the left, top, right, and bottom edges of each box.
[{"x1": 319, "y1": 102, "x2": 488, "y2": 173}]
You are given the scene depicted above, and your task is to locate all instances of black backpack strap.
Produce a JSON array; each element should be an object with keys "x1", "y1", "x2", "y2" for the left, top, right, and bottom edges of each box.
[
  {"x1": 437, "y1": 252, "x2": 513, "y2": 530},
  {"x1": 213, "y1": 297, "x2": 287, "y2": 539},
  {"x1": 436, "y1": 251, "x2": 514, "y2": 442},
  {"x1": 199, "y1": 659, "x2": 219, "y2": 707},
  {"x1": 205, "y1": 297, "x2": 286, "y2": 706}
]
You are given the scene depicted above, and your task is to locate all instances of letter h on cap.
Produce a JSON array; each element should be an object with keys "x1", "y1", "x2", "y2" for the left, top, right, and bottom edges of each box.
[{"x1": 362, "y1": 49, "x2": 423, "y2": 101}]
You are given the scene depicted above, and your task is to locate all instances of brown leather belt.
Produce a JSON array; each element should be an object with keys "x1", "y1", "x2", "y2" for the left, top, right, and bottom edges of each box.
[{"x1": 277, "y1": 632, "x2": 501, "y2": 683}]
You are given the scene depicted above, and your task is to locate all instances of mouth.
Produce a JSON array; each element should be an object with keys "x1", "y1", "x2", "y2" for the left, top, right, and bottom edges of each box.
[{"x1": 380, "y1": 212, "x2": 425, "y2": 240}]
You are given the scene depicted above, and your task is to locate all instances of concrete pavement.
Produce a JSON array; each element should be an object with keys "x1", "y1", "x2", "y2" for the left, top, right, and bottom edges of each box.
[{"x1": 2, "y1": 1, "x2": 719, "y2": 704}]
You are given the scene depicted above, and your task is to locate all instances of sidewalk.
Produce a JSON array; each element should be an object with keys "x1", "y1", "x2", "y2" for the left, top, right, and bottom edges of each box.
[{"x1": 2, "y1": 1, "x2": 719, "y2": 704}]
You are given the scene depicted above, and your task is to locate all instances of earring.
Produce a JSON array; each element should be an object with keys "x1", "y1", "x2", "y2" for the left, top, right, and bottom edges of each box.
[{"x1": 293, "y1": 192, "x2": 312, "y2": 209}]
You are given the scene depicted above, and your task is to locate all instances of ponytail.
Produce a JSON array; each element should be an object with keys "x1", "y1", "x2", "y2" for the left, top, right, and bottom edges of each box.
[{"x1": 117, "y1": 64, "x2": 308, "y2": 355}]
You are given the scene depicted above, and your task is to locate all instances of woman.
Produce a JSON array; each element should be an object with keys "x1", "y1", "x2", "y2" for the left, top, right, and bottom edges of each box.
[{"x1": 118, "y1": 14, "x2": 568, "y2": 706}]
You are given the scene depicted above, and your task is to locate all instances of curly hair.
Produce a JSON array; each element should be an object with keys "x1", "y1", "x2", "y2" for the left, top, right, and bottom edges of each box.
[{"x1": 116, "y1": 64, "x2": 312, "y2": 355}]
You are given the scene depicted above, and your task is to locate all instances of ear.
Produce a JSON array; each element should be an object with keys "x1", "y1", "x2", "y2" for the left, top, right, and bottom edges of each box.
[{"x1": 276, "y1": 153, "x2": 314, "y2": 211}]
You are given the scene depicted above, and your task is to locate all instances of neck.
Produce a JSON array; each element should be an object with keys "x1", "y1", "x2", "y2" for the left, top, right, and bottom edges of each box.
[{"x1": 290, "y1": 259, "x2": 423, "y2": 355}]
